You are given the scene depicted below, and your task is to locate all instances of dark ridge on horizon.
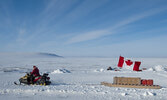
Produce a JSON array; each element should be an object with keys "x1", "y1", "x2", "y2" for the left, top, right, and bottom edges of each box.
[
  {"x1": 38, "y1": 52, "x2": 63, "y2": 58},
  {"x1": 0, "y1": 52, "x2": 63, "y2": 58}
]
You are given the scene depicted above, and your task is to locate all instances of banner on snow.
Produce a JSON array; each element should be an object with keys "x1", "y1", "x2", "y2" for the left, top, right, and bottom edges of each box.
[{"x1": 117, "y1": 56, "x2": 141, "y2": 71}]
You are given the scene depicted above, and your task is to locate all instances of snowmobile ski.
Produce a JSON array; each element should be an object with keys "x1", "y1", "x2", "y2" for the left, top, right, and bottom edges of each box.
[{"x1": 14, "y1": 81, "x2": 20, "y2": 85}]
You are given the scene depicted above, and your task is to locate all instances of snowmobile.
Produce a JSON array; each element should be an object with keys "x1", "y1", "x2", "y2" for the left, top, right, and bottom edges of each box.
[{"x1": 15, "y1": 72, "x2": 51, "y2": 85}]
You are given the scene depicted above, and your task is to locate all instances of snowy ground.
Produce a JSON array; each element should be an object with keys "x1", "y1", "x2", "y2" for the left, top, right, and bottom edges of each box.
[{"x1": 0, "y1": 53, "x2": 167, "y2": 100}]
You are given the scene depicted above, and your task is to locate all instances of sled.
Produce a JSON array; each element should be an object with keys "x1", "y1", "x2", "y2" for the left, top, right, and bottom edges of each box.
[
  {"x1": 101, "y1": 82, "x2": 161, "y2": 89},
  {"x1": 101, "y1": 77, "x2": 161, "y2": 89}
]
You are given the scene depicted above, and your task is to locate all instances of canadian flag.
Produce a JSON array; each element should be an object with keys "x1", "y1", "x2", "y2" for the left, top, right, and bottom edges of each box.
[{"x1": 117, "y1": 56, "x2": 141, "y2": 71}]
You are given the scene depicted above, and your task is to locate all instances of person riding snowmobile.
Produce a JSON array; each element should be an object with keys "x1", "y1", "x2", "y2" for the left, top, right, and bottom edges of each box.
[
  {"x1": 16, "y1": 65, "x2": 51, "y2": 85},
  {"x1": 31, "y1": 66, "x2": 40, "y2": 77},
  {"x1": 28, "y1": 66, "x2": 40, "y2": 84}
]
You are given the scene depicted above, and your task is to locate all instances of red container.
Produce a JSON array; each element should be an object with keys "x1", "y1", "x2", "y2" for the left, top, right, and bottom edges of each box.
[
  {"x1": 141, "y1": 80, "x2": 147, "y2": 85},
  {"x1": 147, "y1": 80, "x2": 153, "y2": 85}
]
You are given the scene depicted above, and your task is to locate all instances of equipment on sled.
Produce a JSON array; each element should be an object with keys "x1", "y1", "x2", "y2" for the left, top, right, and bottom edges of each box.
[{"x1": 101, "y1": 77, "x2": 161, "y2": 89}]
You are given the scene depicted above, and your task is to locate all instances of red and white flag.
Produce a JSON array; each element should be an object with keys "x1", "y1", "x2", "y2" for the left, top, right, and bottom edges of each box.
[{"x1": 117, "y1": 56, "x2": 141, "y2": 71}]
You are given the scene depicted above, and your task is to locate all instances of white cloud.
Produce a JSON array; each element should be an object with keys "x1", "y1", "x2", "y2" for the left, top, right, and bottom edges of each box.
[
  {"x1": 110, "y1": 7, "x2": 167, "y2": 30},
  {"x1": 13, "y1": 0, "x2": 109, "y2": 46},
  {"x1": 16, "y1": 28, "x2": 27, "y2": 45},
  {"x1": 66, "y1": 6, "x2": 167, "y2": 44},
  {"x1": 67, "y1": 30, "x2": 110, "y2": 44},
  {"x1": 64, "y1": 0, "x2": 109, "y2": 22}
]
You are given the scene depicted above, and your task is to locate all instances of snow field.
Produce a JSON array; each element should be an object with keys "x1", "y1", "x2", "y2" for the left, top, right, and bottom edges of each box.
[{"x1": 0, "y1": 56, "x2": 167, "y2": 100}]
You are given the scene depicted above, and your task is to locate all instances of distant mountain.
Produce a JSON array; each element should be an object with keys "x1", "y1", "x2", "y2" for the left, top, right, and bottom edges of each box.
[
  {"x1": 0, "y1": 52, "x2": 63, "y2": 59},
  {"x1": 38, "y1": 53, "x2": 63, "y2": 58}
]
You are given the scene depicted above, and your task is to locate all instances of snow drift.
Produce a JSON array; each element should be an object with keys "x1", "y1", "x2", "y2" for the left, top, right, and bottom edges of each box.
[
  {"x1": 148, "y1": 65, "x2": 167, "y2": 72},
  {"x1": 0, "y1": 67, "x2": 31, "y2": 73},
  {"x1": 51, "y1": 69, "x2": 71, "y2": 74}
]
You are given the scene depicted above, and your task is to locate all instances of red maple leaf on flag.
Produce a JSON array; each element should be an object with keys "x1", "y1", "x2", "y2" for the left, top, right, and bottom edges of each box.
[{"x1": 125, "y1": 60, "x2": 133, "y2": 66}]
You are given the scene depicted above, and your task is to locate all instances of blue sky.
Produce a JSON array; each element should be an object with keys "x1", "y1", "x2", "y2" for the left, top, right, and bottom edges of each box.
[{"x1": 0, "y1": 0, "x2": 167, "y2": 57}]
